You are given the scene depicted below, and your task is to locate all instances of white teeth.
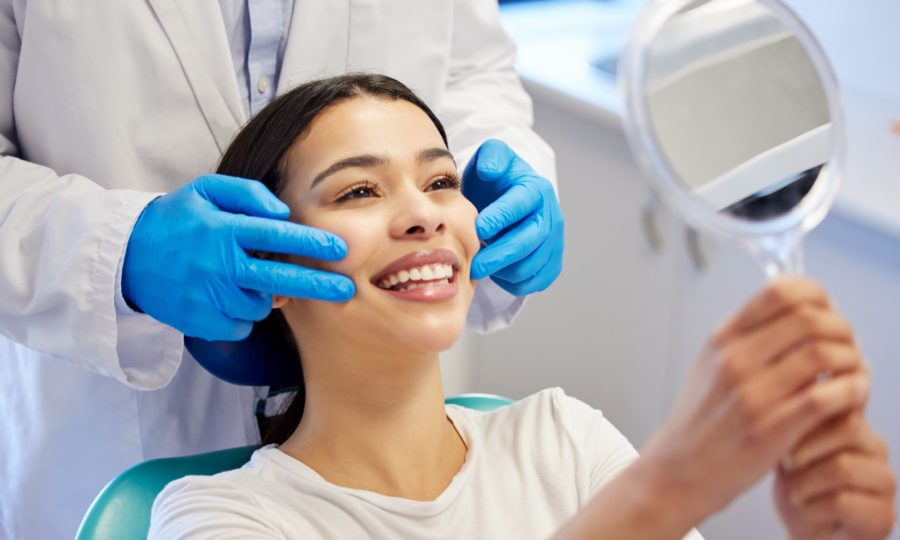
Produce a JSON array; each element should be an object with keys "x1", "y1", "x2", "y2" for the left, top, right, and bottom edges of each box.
[
  {"x1": 377, "y1": 263, "x2": 455, "y2": 290},
  {"x1": 394, "y1": 277, "x2": 450, "y2": 292}
]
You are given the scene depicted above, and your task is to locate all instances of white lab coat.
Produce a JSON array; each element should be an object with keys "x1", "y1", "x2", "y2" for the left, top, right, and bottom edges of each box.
[{"x1": 0, "y1": 0, "x2": 556, "y2": 537}]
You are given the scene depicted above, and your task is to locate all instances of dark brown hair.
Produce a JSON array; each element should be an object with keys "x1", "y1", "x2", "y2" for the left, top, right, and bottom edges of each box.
[{"x1": 216, "y1": 73, "x2": 449, "y2": 445}]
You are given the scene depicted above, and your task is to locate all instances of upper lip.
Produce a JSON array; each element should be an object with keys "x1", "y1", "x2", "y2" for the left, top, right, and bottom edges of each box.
[{"x1": 371, "y1": 249, "x2": 459, "y2": 285}]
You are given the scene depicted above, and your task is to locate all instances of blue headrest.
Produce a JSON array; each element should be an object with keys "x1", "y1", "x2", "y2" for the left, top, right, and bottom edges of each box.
[{"x1": 184, "y1": 316, "x2": 301, "y2": 387}]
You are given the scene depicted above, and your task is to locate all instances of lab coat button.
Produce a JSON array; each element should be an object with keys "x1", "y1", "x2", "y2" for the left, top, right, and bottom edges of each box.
[{"x1": 257, "y1": 75, "x2": 270, "y2": 94}]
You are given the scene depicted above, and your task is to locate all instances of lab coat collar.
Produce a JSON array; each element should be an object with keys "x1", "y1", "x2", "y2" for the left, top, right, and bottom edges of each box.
[
  {"x1": 147, "y1": 0, "x2": 351, "y2": 151},
  {"x1": 147, "y1": 0, "x2": 245, "y2": 152},
  {"x1": 277, "y1": 0, "x2": 350, "y2": 94}
]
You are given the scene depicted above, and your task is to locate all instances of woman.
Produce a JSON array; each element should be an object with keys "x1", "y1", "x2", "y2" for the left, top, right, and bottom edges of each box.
[{"x1": 150, "y1": 74, "x2": 895, "y2": 539}]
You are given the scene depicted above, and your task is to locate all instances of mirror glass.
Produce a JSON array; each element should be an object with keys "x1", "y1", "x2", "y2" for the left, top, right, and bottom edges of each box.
[
  {"x1": 623, "y1": 0, "x2": 842, "y2": 237},
  {"x1": 645, "y1": 0, "x2": 831, "y2": 219}
]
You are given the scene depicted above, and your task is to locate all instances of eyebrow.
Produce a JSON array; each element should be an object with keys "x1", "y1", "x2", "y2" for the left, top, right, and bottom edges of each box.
[{"x1": 311, "y1": 148, "x2": 456, "y2": 188}]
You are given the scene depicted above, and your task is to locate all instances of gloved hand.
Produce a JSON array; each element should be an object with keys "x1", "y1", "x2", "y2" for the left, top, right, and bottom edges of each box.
[
  {"x1": 463, "y1": 139, "x2": 564, "y2": 296},
  {"x1": 122, "y1": 174, "x2": 354, "y2": 341}
]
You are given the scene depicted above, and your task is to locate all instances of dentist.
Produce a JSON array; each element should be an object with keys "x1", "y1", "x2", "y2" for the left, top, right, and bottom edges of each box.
[{"x1": 0, "y1": 1, "x2": 562, "y2": 537}]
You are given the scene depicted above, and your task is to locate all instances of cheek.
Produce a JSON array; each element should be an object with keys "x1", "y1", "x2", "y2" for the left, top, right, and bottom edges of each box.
[
  {"x1": 453, "y1": 200, "x2": 481, "y2": 260},
  {"x1": 288, "y1": 210, "x2": 380, "y2": 278}
]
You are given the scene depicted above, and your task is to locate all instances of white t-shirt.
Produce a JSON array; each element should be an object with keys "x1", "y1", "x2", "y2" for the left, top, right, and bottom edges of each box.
[{"x1": 150, "y1": 388, "x2": 703, "y2": 539}]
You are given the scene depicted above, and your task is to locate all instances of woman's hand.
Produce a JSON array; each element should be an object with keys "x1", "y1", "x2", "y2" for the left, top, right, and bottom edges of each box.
[
  {"x1": 774, "y1": 409, "x2": 896, "y2": 539},
  {"x1": 638, "y1": 278, "x2": 869, "y2": 527}
]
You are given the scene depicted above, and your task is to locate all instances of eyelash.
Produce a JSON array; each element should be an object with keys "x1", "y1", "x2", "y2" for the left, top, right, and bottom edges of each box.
[{"x1": 335, "y1": 172, "x2": 462, "y2": 202}]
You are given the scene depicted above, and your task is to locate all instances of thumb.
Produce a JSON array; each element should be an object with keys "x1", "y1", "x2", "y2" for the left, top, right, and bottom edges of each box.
[
  {"x1": 192, "y1": 174, "x2": 290, "y2": 219},
  {"x1": 473, "y1": 139, "x2": 516, "y2": 182}
]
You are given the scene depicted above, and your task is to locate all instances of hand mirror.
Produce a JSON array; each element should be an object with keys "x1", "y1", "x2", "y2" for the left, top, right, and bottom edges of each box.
[{"x1": 620, "y1": 0, "x2": 845, "y2": 276}]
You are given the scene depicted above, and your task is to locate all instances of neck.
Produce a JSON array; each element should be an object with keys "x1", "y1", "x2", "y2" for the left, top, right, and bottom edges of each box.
[{"x1": 279, "y1": 337, "x2": 467, "y2": 500}]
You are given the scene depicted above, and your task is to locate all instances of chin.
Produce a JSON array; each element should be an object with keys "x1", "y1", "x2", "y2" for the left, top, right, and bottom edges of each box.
[{"x1": 391, "y1": 312, "x2": 468, "y2": 354}]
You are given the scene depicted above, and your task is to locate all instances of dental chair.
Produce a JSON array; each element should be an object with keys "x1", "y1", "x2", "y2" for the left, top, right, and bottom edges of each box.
[{"x1": 76, "y1": 324, "x2": 512, "y2": 540}]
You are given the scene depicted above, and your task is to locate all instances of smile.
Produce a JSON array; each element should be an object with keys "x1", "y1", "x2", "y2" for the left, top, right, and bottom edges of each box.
[{"x1": 371, "y1": 250, "x2": 460, "y2": 302}]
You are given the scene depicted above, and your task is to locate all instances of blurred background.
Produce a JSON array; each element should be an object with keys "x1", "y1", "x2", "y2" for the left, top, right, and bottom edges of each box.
[{"x1": 440, "y1": 1, "x2": 900, "y2": 537}]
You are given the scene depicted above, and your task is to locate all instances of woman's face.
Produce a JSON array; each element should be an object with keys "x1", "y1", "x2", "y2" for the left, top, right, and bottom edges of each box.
[{"x1": 275, "y1": 96, "x2": 480, "y2": 355}]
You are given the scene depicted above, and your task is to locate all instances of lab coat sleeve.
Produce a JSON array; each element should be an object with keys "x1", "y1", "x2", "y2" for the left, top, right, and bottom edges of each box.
[
  {"x1": 441, "y1": 0, "x2": 559, "y2": 334},
  {"x1": 0, "y1": 3, "x2": 183, "y2": 389}
]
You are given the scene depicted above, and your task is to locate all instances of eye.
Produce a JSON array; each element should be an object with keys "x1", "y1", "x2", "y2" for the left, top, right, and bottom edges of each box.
[
  {"x1": 426, "y1": 173, "x2": 462, "y2": 192},
  {"x1": 336, "y1": 181, "x2": 380, "y2": 202}
]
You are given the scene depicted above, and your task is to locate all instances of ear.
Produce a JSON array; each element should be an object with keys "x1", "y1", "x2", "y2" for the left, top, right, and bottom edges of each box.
[{"x1": 272, "y1": 295, "x2": 290, "y2": 309}]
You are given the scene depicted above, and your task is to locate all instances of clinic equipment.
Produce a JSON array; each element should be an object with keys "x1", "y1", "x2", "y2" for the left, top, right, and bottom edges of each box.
[
  {"x1": 619, "y1": 0, "x2": 845, "y2": 276},
  {"x1": 76, "y1": 393, "x2": 513, "y2": 540}
]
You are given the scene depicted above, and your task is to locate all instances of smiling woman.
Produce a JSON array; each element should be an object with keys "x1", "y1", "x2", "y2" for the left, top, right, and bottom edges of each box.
[{"x1": 148, "y1": 74, "x2": 892, "y2": 540}]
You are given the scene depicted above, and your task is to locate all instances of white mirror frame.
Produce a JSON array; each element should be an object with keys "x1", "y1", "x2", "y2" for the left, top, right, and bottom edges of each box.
[{"x1": 620, "y1": 0, "x2": 846, "y2": 247}]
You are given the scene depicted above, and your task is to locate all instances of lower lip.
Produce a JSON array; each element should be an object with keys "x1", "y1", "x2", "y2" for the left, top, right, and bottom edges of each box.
[{"x1": 378, "y1": 277, "x2": 459, "y2": 302}]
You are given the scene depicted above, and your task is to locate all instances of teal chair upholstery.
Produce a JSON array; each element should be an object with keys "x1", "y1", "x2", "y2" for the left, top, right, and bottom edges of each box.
[{"x1": 76, "y1": 393, "x2": 512, "y2": 540}]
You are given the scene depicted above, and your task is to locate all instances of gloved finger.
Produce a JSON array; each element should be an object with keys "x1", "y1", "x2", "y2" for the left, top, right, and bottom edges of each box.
[
  {"x1": 212, "y1": 287, "x2": 273, "y2": 323},
  {"x1": 471, "y1": 213, "x2": 545, "y2": 280},
  {"x1": 491, "y1": 234, "x2": 555, "y2": 284},
  {"x1": 475, "y1": 181, "x2": 544, "y2": 241},
  {"x1": 472, "y1": 139, "x2": 518, "y2": 182},
  {"x1": 194, "y1": 174, "x2": 290, "y2": 218},
  {"x1": 232, "y1": 214, "x2": 348, "y2": 261},
  {"x1": 491, "y1": 234, "x2": 563, "y2": 296},
  {"x1": 181, "y1": 309, "x2": 254, "y2": 341},
  {"x1": 237, "y1": 257, "x2": 355, "y2": 301}
]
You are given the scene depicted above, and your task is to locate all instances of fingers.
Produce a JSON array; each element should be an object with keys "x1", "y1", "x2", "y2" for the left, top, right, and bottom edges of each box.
[
  {"x1": 714, "y1": 300, "x2": 855, "y2": 381},
  {"x1": 231, "y1": 215, "x2": 348, "y2": 260},
  {"x1": 774, "y1": 465, "x2": 897, "y2": 539},
  {"x1": 472, "y1": 211, "x2": 545, "y2": 279},
  {"x1": 715, "y1": 278, "x2": 831, "y2": 341},
  {"x1": 193, "y1": 174, "x2": 290, "y2": 218},
  {"x1": 761, "y1": 371, "x2": 869, "y2": 452},
  {"x1": 210, "y1": 287, "x2": 272, "y2": 323},
  {"x1": 471, "y1": 139, "x2": 517, "y2": 181},
  {"x1": 236, "y1": 256, "x2": 355, "y2": 301},
  {"x1": 787, "y1": 452, "x2": 896, "y2": 506},
  {"x1": 179, "y1": 307, "x2": 254, "y2": 341},
  {"x1": 790, "y1": 412, "x2": 887, "y2": 470},
  {"x1": 488, "y1": 231, "x2": 554, "y2": 283},
  {"x1": 790, "y1": 489, "x2": 896, "y2": 538},
  {"x1": 490, "y1": 226, "x2": 563, "y2": 295},
  {"x1": 740, "y1": 341, "x2": 862, "y2": 414},
  {"x1": 475, "y1": 180, "x2": 546, "y2": 241},
  {"x1": 749, "y1": 305, "x2": 854, "y2": 362}
]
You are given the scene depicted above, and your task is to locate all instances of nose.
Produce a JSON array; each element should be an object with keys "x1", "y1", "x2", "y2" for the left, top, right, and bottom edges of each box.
[{"x1": 389, "y1": 189, "x2": 446, "y2": 240}]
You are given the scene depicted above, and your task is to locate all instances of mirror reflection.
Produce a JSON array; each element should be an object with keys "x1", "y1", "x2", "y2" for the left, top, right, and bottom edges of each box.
[{"x1": 644, "y1": 0, "x2": 831, "y2": 220}]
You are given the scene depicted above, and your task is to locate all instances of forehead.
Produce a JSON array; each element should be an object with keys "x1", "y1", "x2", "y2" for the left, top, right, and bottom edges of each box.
[{"x1": 283, "y1": 96, "x2": 447, "y2": 188}]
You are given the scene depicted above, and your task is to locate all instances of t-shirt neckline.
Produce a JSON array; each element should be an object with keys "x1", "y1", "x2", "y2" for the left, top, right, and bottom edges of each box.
[{"x1": 258, "y1": 404, "x2": 478, "y2": 518}]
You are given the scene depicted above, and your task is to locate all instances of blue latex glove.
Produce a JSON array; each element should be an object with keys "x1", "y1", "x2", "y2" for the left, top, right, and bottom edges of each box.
[
  {"x1": 123, "y1": 174, "x2": 354, "y2": 341},
  {"x1": 463, "y1": 139, "x2": 564, "y2": 296}
]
